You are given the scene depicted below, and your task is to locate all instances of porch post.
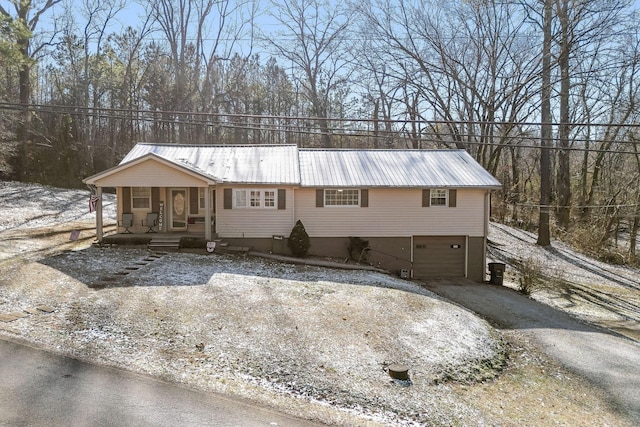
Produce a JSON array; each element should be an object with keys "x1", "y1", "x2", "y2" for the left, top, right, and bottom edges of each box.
[
  {"x1": 96, "y1": 186, "x2": 103, "y2": 242},
  {"x1": 204, "y1": 185, "x2": 212, "y2": 241}
]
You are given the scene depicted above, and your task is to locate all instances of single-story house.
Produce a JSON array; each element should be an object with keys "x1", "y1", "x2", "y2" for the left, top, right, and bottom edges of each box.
[{"x1": 83, "y1": 143, "x2": 501, "y2": 281}]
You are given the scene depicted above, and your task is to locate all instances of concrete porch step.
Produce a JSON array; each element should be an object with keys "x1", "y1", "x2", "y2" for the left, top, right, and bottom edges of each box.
[{"x1": 148, "y1": 237, "x2": 181, "y2": 251}]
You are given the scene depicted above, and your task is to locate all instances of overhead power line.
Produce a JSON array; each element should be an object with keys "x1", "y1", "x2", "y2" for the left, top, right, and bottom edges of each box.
[{"x1": 1, "y1": 101, "x2": 639, "y2": 155}]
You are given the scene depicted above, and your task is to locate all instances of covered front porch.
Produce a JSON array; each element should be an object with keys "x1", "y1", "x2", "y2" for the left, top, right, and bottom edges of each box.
[{"x1": 83, "y1": 152, "x2": 220, "y2": 243}]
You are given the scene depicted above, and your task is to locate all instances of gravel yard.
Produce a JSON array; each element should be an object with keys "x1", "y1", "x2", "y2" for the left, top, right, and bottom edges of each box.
[{"x1": 0, "y1": 181, "x2": 636, "y2": 426}]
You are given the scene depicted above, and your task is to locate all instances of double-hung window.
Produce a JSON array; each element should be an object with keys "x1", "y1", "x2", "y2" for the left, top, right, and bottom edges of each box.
[
  {"x1": 325, "y1": 189, "x2": 360, "y2": 207},
  {"x1": 234, "y1": 189, "x2": 277, "y2": 209},
  {"x1": 132, "y1": 187, "x2": 150, "y2": 209},
  {"x1": 264, "y1": 190, "x2": 276, "y2": 207},
  {"x1": 430, "y1": 189, "x2": 448, "y2": 207},
  {"x1": 199, "y1": 188, "x2": 206, "y2": 209}
]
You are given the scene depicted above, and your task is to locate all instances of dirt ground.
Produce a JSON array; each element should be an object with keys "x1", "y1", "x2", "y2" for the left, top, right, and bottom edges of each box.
[{"x1": 0, "y1": 182, "x2": 637, "y2": 426}]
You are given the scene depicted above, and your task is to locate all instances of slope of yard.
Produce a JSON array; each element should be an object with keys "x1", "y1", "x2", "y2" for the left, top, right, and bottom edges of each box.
[
  {"x1": 0, "y1": 181, "x2": 634, "y2": 426},
  {"x1": 488, "y1": 222, "x2": 640, "y2": 342}
]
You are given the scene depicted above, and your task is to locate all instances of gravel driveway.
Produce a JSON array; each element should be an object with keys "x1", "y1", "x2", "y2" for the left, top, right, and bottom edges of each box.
[{"x1": 422, "y1": 280, "x2": 640, "y2": 425}]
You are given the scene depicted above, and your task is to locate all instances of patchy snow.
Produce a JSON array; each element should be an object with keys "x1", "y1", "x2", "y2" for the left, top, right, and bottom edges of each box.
[
  {"x1": 0, "y1": 180, "x2": 116, "y2": 232},
  {"x1": 0, "y1": 180, "x2": 506, "y2": 426},
  {"x1": 488, "y1": 222, "x2": 640, "y2": 340},
  {"x1": 1, "y1": 180, "x2": 636, "y2": 426}
]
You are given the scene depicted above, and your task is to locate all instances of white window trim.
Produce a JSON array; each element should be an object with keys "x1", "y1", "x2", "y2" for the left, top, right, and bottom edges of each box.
[
  {"x1": 199, "y1": 188, "x2": 205, "y2": 210},
  {"x1": 233, "y1": 189, "x2": 277, "y2": 209},
  {"x1": 430, "y1": 188, "x2": 448, "y2": 207},
  {"x1": 131, "y1": 187, "x2": 151, "y2": 210},
  {"x1": 324, "y1": 189, "x2": 361, "y2": 207}
]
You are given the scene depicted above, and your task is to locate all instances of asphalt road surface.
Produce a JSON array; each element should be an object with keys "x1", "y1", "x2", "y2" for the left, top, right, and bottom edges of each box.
[
  {"x1": 0, "y1": 337, "x2": 321, "y2": 426},
  {"x1": 422, "y1": 280, "x2": 640, "y2": 425}
]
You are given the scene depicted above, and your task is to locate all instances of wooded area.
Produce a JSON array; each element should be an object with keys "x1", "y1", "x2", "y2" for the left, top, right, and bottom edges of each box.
[{"x1": 1, "y1": 0, "x2": 639, "y2": 262}]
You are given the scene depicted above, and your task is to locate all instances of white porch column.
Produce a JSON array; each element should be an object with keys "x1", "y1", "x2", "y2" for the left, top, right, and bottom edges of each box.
[
  {"x1": 96, "y1": 186, "x2": 103, "y2": 242},
  {"x1": 204, "y1": 186, "x2": 212, "y2": 241}
]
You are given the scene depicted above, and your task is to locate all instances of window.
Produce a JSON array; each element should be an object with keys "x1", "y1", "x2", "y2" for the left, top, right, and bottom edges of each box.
[
  {"x1": 234, "y1": 190, "x2": 247, "y2": 207},
  {"x1": 430, "y1": 189, "x2": 448, "y2": 206},
  {"x1": 264, "y1": 191, "x2": 276, "y2": 207},
  {"x1": 250, "y1": 190, "x2": 261, "y2": 207},
  {"x1": 199, "y1": 188, "x2": 205, "y2": 209},
  {"x1": 233, "y1": 189, "x2": 276, "y2": 209},
  {"x1": 325, "y1": 189, "x2": 360, "y2": 206},
  {"x1": 132, "y1": 187, "x2": 150, "y2": 209}
]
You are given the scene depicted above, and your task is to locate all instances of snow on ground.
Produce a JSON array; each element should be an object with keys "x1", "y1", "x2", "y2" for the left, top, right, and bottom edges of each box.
[
  {"x1": 0, "y1": 180, "x2": 116, "y2": 232},
  {"x1": 488, "y1": 222, "x2": 640, "y2": 339},
  {"x1": 489, "y1": 222, "x2": 639, "y2": 290},
  {"x1": 1, "y1": 180, "x2": 637, "y2": 426},
  {"x1": 0, "y1": 181, "x2": 505, "y2": 426}
]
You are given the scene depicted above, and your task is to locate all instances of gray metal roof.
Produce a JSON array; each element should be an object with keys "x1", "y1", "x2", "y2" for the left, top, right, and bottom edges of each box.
[
  {"x1": 117, "y1": 143, "x2": 500, "y2": 188},
  {"x1": 298, "y1": 149, "x2": 502, "y2": 188},
  {"x1": 121, "y1": 143, "x2": 301, "y2": 184}
]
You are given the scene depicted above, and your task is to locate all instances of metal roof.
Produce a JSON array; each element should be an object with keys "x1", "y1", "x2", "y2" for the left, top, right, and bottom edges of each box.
[
  {"x1": 121, "y1": 143, "x2": 301, "y2": 184},
  {"x1": 298, "y1": 149, "x2": 502, "y2": 188},
  {"x1": 115, "y1": 143, "x2": 500, "y2": 188}
]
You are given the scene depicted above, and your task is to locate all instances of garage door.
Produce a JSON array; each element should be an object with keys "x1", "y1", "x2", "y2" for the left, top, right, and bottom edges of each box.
[{"x1": 413, "y1": 236, "x2": 466, "y2": 279}]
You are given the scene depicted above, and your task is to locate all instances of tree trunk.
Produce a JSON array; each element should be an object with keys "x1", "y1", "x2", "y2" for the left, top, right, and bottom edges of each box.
[
  {"x1": 556, "y1": 0, "x2": 572, "y2": 230},
  {"x1": 537, "y1": 0, "x2": 553, "y2": 247},
  {"x1": 17, "y1": 49, "x2": 31, "y2": 181}
]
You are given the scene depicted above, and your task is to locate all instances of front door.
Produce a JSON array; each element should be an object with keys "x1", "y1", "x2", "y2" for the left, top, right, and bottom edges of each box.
[{"x1": 170, "y1": 188, "x2": 187, "y2": 230}]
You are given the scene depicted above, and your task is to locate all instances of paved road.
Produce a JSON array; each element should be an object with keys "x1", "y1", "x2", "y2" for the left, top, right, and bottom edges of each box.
[
  {"x1": 0, "y1": 337, "x2": 321, "y2": 426},
  {"x1": 422, "y1": 280, "x2": 640, "y2": 425}
]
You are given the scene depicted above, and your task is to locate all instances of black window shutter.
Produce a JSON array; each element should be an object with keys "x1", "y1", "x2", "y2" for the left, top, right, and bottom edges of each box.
[
  {"x1": 278, "y1": 189, "x2": 286, "y2": 209},
  {"x1": 122, "y1": 187, "x2": 132, "y2": 212},
  {"x1": 361, "y1": 189, "x2": 368, "y2": 207},
  {"x1": 223, "y1": 188, "x2": 232, "y2": 209},
  {"x1": 422, "y1": 189, "x2": 430, "y2": 207},
  {"x1": 152, "y1": 187, "x2": 160, "y2": 212},
  {"x1": 449, "y1": 189, "x2": 457, "y2": 207},
  {"x1": 316, "y1": 189, "x2": 324, "y2": 207},
  {"x1": 190, "y1": 187, "x2": 199, "y2": 214}
]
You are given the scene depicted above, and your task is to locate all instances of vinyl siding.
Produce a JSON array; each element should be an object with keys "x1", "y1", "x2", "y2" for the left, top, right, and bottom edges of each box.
[
  {"x1": 116, "y1": 186, "x2": 169, "y2": 234},
  {"x1": 94, "y1": 158, "x2": 209, "y2": 188},
  {"x1": 216, "y1": 186, "x2": 295, "y2": 238},
  {"x1": 295, "y1": 188, "x2": 487, "y2": 237}
]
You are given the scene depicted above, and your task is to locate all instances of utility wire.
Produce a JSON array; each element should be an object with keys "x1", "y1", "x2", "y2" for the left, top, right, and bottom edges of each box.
[{"x1": 1, "y1": 101, "x2": 640, "y2": 155}]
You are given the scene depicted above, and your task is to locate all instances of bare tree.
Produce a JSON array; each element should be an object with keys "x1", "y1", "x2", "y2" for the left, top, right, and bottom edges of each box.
[
  {"x1": 552, "y1": 0, "x2": 629, "y2": 230},
  {"x1": 145, "y1": 0, "x2": 256, "y2": 142},
  {"x1": 355, "y1": 0, "x2": 540, "y2": 165},
  {"x1": 537, "y1": 0, "x2": 553, "y2": 246},
  {"x1": 0, "y1": 0, "x2": 62, "y2": 179},
  {"x1": 265, "y1": 0, "x2": 351, "y2": 148}
]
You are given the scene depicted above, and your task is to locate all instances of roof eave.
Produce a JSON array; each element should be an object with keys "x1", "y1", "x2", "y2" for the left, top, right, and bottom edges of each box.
[{"x1": 83, "y1": 153, "x2": 221, "y2": 186}]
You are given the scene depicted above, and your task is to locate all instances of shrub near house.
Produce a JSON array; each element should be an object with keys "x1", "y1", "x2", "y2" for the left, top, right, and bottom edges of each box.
[
  {"x1": 83, "y1": 144, "x2": 501, "y2": 281},
  {"x1": 288, "y1": 220, "x2": 311, "y2": 258}
]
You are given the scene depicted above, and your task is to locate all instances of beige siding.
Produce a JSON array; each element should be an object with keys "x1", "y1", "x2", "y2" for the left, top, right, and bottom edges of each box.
[
  {"x1": 216, "y1": 186, "x2": 295, "y2": 238},
  {"x1": 116, "y1": 186, "x2": 168, "y2": 234},
  {"x1": 295, "y1": 188, "x2": 487, "y2": 237},
  {"x1": 95, "y1": 159, "x2": 208, "y2": 188}
]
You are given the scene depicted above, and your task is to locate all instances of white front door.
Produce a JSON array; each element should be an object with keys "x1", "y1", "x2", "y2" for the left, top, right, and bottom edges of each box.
[{"x1": 170, "y1": 188, "x2": 187, "y2": 230}]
